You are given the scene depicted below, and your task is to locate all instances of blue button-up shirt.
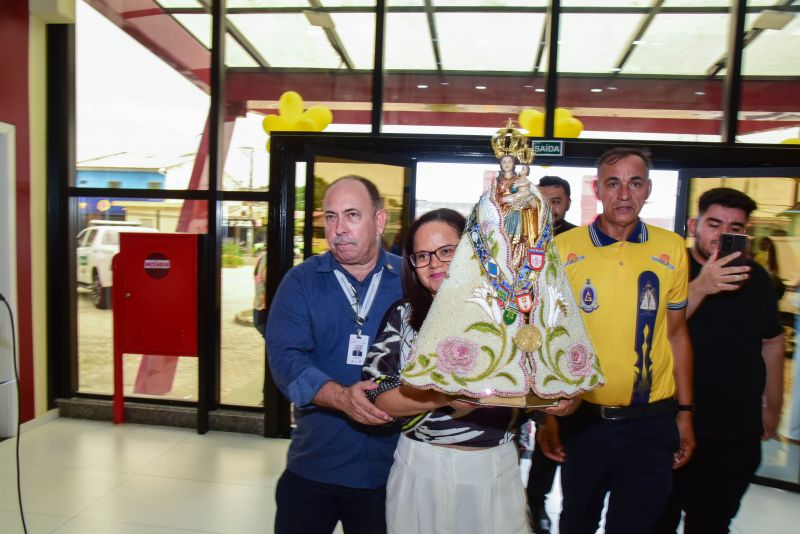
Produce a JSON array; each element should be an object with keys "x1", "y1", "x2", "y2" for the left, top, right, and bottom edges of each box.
[{"x1": 266, "y1": 249, "x2": 403, "y2": 489}]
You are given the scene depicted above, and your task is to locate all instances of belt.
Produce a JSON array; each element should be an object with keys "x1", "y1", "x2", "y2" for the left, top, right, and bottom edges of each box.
[{"x1": 582, "y1": 398, "x2": 677, "y2": 421}]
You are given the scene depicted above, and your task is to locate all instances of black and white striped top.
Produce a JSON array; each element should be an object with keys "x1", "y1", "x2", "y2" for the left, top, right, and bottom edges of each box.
[{"x1": 361, "y1": 299, "x2": 517, "y2": 447}]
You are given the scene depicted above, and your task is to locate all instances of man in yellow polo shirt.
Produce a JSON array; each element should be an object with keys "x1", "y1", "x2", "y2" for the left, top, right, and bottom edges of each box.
[{"x1": 538, "y1": 147, "x2": 695, "y2": 534}]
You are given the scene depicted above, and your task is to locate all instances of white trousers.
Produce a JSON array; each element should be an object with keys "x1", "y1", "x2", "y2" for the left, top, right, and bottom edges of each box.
[{"x1": 386, "y1": 435, "x2": 531, "y2": 534}]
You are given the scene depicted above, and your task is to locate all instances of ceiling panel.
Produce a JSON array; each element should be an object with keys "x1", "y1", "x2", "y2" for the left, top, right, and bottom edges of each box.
[
  {"x1": 385, "y1": 13, "x2": 437, "y2": 70},
  {"x1": 742, "y1": 12, "x2": 800, "y2": 76},
  {"x1": 330, "y1": 13, "x2": 377, "y2": 69},
  {"x1": 624, "y1": 13, "x2": 729, "y2": 75},
  {"x1": 229, "y1": 14, "x2": 343, "y2": 68},
  {"x1": 435, "y1": 12, "x2": 544, "y2": 71},
  {"x1": 558, "y1": 13, "x2": 642, "y2": 73}
]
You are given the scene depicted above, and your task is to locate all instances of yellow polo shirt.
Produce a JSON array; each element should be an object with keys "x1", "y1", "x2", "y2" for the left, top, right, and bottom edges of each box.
[{"x1": 555, "y1": 220, "x2": 688, "y2": 407}]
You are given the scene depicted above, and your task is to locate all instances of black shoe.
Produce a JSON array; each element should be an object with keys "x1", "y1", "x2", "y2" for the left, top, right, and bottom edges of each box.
[{"x1": 529, "y1": 506, "x2": 552, "y2": 534}]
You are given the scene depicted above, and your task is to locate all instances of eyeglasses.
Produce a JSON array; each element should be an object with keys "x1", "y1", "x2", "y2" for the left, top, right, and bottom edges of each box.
[{"x1": 409, "y1": 244, "x2": 458, "y2": 268}]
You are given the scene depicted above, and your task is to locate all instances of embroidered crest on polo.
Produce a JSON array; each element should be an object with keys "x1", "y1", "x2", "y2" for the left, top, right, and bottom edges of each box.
[
  {"x1": 399, "y1": 120, "x2": 604, "y2": 406},
  {"x1": 579, "y1": 279, "x2": 599, "y2": 313}
]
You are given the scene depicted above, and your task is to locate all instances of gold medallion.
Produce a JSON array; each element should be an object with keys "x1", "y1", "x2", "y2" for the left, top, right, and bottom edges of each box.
[{"x1": 514, "y1": 324, "x2": 542, "y2": 352}]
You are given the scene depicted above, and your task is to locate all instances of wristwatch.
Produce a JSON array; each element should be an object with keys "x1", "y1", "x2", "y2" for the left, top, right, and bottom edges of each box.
[{"x1": 677, "y1": 404, "x2": 694, "y2": 413}]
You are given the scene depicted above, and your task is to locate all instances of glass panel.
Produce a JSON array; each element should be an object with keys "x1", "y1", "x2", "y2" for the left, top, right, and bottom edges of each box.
[
  {"x1": 76, "y1": 1, "x2": 210, "y2": 190},
  {"x1": 223, "y1": 114, "x2": 270, "y2": 192},
  {"x1": 557, "y1": 7, "x2": 729, "y2": 141},
  {"x1": 229, "y1": 3, "x2": 375, "y2": 141},
  {"x1": 737, "y1": 4, "x2": 800, "y2": 144},
  {"x1": 75, "y1": 198, "x2": 206, "y2": 399},
  {"x1": 383, "y1": 1, "x2": 546, "y2": 134},
  {"x1": 294, "y1": 162, "x2": 308, "y2": 264},
  {"x1": 624, "y1": 14, "x2": 729, "y2": 75},
  {"x1": 415, "y1": 162, "x2": 678, "y2": 231},
  {"x1": 685, "y1": 175, "x2": 800, "y2": 486},
  {"x1": 220, "y1": 201, "x2": 268, "y2": 406},
  {"x1": 229, "y1": 14, "x2": 347, "y2": 68},
  {"x1": 311, "y1": 158, "x2": 409, "y2": 256}
]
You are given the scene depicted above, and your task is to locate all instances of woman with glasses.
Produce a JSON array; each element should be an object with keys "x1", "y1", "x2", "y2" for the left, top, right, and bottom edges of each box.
[{"x1": 361, "y1": 208, "x2": 528, "y2": 534}]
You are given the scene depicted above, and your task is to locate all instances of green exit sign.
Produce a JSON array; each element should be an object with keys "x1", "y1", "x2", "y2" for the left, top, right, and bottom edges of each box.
[{"x1": 532, "y1": 140, "x2": 564, "y2": 157}]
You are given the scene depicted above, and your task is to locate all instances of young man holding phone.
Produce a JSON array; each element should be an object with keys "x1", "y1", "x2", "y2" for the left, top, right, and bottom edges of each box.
[{"x1": 655, "y1": 187, "x2": 784, "y2": 533}]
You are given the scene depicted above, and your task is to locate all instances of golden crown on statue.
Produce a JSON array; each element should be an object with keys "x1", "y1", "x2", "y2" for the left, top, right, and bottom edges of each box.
[{"x1": 491, "y1": 119, "x2": 535, "y2": 165}]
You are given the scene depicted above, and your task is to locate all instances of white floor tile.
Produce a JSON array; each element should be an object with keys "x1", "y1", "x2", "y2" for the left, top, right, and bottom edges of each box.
[
  {"x1": 52, "y1": 516, "x2": 224, "y2": 534},
  {"x1": 2, "y1": 417, "x2": 800, "y2": 534},
  {"x1": 77, "y1": 475, "x2": 275, "y2": 534},
  {"x1": 0, "y1": 461, "x2": 129, "y2": 516},
  {"x1": 0, "y1": 508, "x2": 71, "y2": 534}
]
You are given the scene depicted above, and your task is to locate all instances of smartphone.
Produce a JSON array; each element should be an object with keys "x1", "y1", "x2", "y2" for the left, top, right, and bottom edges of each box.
[{"x1": 719, "y1": 233, "x2": 748, "y2": 267}]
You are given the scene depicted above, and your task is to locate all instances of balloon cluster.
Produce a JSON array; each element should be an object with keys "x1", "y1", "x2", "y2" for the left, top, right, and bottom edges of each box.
[
  {"x1": 781, "y1": 138, "x2": 800, "y2": 145},
  {"x1": 517, "y1": 108, "x2": 584, "y2": 138},
  {"x1": 262, "y1": 91, "x2": 333, "y2": 151}
]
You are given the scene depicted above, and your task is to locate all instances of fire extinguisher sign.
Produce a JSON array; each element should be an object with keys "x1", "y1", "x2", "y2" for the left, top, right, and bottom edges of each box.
[{"x1": 144, "y1": 253, "x2": 171, "y2": 279}]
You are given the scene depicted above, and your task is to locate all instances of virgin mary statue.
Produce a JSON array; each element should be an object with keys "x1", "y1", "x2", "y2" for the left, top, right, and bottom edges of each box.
[{"x1": 401, "y1": 121, "x2": 604, "y2": 406}]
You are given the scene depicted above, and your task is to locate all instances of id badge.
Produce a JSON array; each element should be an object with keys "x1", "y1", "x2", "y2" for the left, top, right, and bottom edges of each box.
[{"x1": 346, "y1": 334, "x2": 370, "y2": 366}]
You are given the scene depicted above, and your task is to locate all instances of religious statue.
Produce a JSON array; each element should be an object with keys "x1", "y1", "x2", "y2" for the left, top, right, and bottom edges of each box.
[{"x1": 400, "y1": 121, "x2": 604, "y2": 406}]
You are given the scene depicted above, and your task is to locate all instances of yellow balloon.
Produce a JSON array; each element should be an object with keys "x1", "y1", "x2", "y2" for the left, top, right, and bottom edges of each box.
[
  {"x1": 555, "y1": 117, "x2": 584, "y2": 138},
  {"x1": 263, "y1": 114, "x2": 293, "y2": 133},
  {"x1": 305, "y1": 106, "x2": 334, "y2": 131},
  {"x1": 780, "y1": 138, "x2": 800, "y2": 145},
  {"x1": 554, "y1": 107, "x2": 573, "y2": 122},
  {"x1": 518, "y1": 109, "x2": 544, "y2": 137},
  {"x1": 279, "y1": 91, "x2": 304, "y2": 123},
  {"x1": 295, "y1": 116, "x2": 317, "y2": 131}
]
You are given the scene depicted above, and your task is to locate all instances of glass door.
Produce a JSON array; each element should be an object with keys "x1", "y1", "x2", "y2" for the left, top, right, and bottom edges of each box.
[
  {"x1": 299, "y1": 152, "x2": 415, "y2": 261},
  {"x1": 680, "y1": 167, "x2": 800, "y2": 491}
]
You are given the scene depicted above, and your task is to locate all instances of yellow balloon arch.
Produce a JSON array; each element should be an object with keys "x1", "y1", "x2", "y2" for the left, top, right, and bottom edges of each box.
[
  {"x1": 262, "y1": 91, "x2": 334, "y2": 151},
  {"x1": 517, "y1": 107, "x2": 584, "y2": 139}
]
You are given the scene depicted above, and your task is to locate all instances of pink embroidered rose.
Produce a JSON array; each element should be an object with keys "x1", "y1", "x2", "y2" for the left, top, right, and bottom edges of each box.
[
  {"x1": 568, "y1": 343, "x2": 593, "y2": 377},
  {"x1": 436, "y1": 337, "x2": 479, "y2": 376}
]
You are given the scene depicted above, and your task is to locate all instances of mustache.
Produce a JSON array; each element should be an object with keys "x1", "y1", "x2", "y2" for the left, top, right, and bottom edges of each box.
[{"x1": 333, "y1": 236, "x2": 358, "y2": 246}]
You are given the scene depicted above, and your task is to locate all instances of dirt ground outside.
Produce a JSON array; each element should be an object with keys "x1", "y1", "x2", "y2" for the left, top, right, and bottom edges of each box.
[{"x1": 77, "y1": 265, "x2": 266, "y2": 406}]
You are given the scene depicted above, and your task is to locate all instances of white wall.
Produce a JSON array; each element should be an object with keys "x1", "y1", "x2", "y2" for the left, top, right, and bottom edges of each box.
[{"x1": 0, "y1": 122, "x2": 19, "y2": 437}]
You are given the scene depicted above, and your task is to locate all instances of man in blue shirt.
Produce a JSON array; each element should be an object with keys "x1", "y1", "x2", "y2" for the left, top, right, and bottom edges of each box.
[{"x1": 267, "y1": 176, "x2": 403, "y2": 534}]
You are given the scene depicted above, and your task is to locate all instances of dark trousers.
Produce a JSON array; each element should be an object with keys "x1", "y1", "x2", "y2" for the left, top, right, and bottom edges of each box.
[
  {"x1": 275, "y1": 469, "x2": 388, "y2": 534},
  {"x1": 653, "y1": 434, "x2": 761, "y2": 534},
  {"x1": 559, "y1": 407, "x2": 679, "y2": 534},
  {"x1": 527, "y1": 435, "x2": 558, "y2": 510}
]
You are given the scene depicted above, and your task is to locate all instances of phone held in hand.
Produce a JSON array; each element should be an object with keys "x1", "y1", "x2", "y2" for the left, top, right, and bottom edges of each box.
[{"x1": 719, "y1": 233, "x2": 748, "y2": 267}]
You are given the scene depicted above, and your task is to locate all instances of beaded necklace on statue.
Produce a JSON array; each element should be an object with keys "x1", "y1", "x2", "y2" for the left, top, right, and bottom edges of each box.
[{"x1": 467, "y1": 210, "x2": 553, "y2": 327}]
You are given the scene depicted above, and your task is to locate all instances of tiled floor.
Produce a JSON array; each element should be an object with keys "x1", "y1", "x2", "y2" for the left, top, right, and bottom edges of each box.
[{"x1": 1, "y1": 414, "x2": 799, "y2": 534}]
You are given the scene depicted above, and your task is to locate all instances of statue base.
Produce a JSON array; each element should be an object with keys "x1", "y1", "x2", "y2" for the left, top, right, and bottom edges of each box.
[{"x1": 457, "y1": 392, "x2": 559, "y2": 408}]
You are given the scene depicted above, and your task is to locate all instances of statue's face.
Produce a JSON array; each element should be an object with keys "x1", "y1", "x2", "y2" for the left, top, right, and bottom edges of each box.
[{"x1": 500, "y1": 156, "x2": 515, "y2": 172}]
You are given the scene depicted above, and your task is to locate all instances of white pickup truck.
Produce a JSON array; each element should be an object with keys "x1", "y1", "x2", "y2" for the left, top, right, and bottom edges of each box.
[{"x1": 76, "y1": 221, "x2": 159, "y2": 309}]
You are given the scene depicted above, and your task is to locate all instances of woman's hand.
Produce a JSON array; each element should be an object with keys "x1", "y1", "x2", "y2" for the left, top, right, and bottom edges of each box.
[{"x1": 539, "y1": 397, "x2": 581, "y2": 417}]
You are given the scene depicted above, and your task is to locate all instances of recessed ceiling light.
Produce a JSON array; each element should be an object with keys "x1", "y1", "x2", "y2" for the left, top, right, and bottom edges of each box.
[
  {"x1": 475, "y1": 85, "x2": 487, "y2": 90},
  {"x1": 440, "y1": 82, "x2": 449, "y2": 86},
  {"x1": 591, "y1": 88, "x2": 603, "y2": 93},
  {"x1": 524, "y1": 85, "x2": 533, "y2": 88},
  {"x1": 607, "y1": 86, "x2": 618, "y2": 91},
  {"x1": 695, "y1": 91, "x2": 706, "y2": 96},
  {"x1": 535, "y1": 88, "x2": 545, "y2": 93},
  {"x1": 417, "y1": 84, "x2": 428, "y2": 89}
]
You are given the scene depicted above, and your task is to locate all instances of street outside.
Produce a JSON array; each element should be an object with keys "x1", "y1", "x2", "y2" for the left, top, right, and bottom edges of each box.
[{"x1": 77, "y1": 265, "x2": 266, "y2": 406}]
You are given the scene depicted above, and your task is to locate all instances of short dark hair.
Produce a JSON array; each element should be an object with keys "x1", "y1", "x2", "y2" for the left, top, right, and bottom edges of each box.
[
  {"x1": 538, "y1": 175, "x2": 571, "y2": 198},
  {"x1": 326, "y1": 175, "x2": 384, "y2": 212},
  {"x1": 697, "y1": 187, "x2": 757, "y2": 217},
  {"x1": 402, "y1": 208, "x2": 467, "y2": 331},
  {"x1": 596, "y1": 147, "x2": 652, "y2": 171}
]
